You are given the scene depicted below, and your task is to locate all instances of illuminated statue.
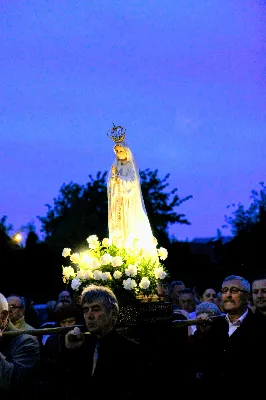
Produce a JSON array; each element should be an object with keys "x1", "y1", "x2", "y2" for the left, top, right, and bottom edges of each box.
[{"x1": 107, "y1": 124, "x2": 158, "y2": 260}]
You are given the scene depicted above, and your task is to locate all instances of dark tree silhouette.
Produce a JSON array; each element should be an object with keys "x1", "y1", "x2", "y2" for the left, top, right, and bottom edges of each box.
[{"x1": 221, "y1": 182, "x2": 266, "y2": 278}]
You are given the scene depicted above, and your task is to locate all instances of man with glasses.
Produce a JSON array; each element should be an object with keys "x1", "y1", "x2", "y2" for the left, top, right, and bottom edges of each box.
[
  {"x1": 189, "y1": 275, "x2": 266, "y2": 395},
  {"x1": 218, "y1": 275, "x2": 265, "y2": 393},
  {"x1": 7, "y1": 294, "x2": 34, "y2": 331}
]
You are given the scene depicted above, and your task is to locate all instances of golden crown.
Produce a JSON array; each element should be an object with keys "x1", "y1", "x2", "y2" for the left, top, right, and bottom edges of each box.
[{"x1": 107, "y1": 123, "x2": 126, "y2": 143}]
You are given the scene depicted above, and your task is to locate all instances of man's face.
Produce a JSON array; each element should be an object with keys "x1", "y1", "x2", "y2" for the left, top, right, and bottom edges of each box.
[
  {"x1": 221, "y1": 279, "x2": 249, "y2": 314},
  {"x1": 0, "y1": 309, "x2": 8, "y2": 331},
  {"x1": 82, "y1": 300, "x2": 113, "y2": 337},
  {"x1": 179, "y1": 293, "x2": 196, "y2": 313},
  {"x1": 252, "y1": 279, "x2": 266, "y2": 311},
  {"x1": 58, "y1": 291, "x2": 71, "y2": 304},
  {"x1": 7, "y1": 296, "x2": 23, "y2": 323}
]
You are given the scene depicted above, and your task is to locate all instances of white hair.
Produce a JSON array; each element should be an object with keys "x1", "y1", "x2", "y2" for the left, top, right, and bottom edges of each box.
[{"x1": 0, "y1": 293, "x2": 8, "y2": 312}]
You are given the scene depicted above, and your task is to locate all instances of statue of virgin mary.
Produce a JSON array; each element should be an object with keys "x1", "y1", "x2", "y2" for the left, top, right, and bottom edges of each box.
[{"x1": 107, "y1": 126, "x2": 158, "y2": 261}]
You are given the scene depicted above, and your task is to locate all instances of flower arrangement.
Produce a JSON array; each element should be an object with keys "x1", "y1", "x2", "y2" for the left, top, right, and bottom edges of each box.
[{"x1": 62, "y1": 234, "x2": 168, "y2": 297}]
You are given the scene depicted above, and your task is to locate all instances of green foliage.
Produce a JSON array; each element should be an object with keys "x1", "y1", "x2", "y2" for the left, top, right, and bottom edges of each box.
[
  {"x1": 221, "y1": 182, "x2": 266, "y2": 274},
  {"x1": 38, "y1": 171, "x2": 109, "y2": 249},
  {"x1": 0, "y1": 215, "x2": 13, "y2": 234},
  {"x1": 223, "y1": 182, "x2": 266, "y2": 236}
]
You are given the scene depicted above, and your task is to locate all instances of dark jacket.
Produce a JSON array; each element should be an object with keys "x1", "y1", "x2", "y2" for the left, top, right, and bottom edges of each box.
[
  {"x1": 188, "y1": 309, "x2": 266, "y2": 394},
  {"x1": 51, "y1": 328, "x2": 150, "y2": 399},
  {"x1": 0, "y1": 321, "x2": 40, "y2": 400}
]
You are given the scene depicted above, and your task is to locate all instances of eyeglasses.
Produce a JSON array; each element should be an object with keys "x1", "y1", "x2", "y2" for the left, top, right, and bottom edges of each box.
[
  {"x1": 8, "y1": 305, "x2": 21, "y2": 310},
  {"x1": 221, "y1": 287, "x2": 249, "y2": 294}
]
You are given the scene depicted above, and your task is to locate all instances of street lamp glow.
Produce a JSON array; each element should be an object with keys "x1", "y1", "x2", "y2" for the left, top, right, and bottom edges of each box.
[{"x1": 13, "y1": 233, "x2": 23, "y2": 244}]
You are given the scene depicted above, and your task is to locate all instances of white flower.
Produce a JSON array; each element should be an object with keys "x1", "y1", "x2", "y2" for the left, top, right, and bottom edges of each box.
[
  {"x1": 139, "y1": 277, "x2": 150, "y2": 289},
  {"x1": 93, "y1": 270, "x2": 103, "y2": 280},
  {"x1": 76, "y1": 269, "x2": 93, "y2": 280},
  {"x1": 86, "y1": 235, "x2": 100, "y2": 249},
  {"x1": 113, "y1": 270, "x2": 122, "y2": 279},
  {"x1": 90, "y1": 258, "x2": 101, "y2": 270},
  {"x1": 154, "y1": 267, "x2": 167, "y2": 280},
  {"x1": 112, "y1": 256, "x2": 123, "y2": 267},
  {"x1": 63, "y1": 266, "x2": 76, "y2": 280},
  {"x1": 102, "y1": 238, "x2": 112, "y2": 247},
  {"x1": 71, "y1": 277, "x2": 81, "y2": 290},
  {"x1": 157, "y1": 247, "x2": 168, "y2": 260},
  {"x1": 62, "y1": 248, "x2": 71, "y2": 258},
  {"x1": 62, "y1": 232, "x2": 168, "y2": 296},
  {"x1": 70, "y1": 253, "x2": 80, "y2": 264},
  {"x1": 125, "y1": 264, "x2": 138, "y2": 277},
  {"x1": 123, "y1": 278, "x2": 137, "y2": 290},
  {"x1": 101, "y1": 272, "x2": 112, "y2": 281},
  {"x1": 100, "y1": 253, "x2": 113, "y2": 265}
]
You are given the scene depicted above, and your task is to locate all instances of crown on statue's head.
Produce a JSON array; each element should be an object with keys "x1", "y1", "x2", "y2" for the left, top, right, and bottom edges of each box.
[{"x1": 107, "y1": 123, "x2": 126, "y2": 143}]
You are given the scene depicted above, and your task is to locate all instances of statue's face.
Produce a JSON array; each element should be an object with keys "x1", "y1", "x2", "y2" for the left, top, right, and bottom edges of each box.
[{"x1": 114, "y1": 145, "x2": 127, "y2": 161}]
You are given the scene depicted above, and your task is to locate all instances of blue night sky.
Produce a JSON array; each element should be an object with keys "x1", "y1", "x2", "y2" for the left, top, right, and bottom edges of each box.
[{"x1": 1, "y1": 0, "x2": 266, "y2": 242}]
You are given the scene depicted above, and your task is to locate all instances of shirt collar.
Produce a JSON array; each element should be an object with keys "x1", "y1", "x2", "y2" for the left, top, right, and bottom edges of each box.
[{"x1": 225, "y1": 308, "x2": 249, "y2": 326}]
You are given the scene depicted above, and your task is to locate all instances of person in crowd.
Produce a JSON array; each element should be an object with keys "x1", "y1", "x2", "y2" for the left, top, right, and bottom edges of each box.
[
  {"x1": 186, "y1": 302, "x2": 223, "y2": 390},
  {"x1": 251, "y1": 274, "x2": 266, "y2": 325},
  {"x1": 156, "y1": 280, "x2": 171, "y2": 302},
  {"x1": 0, "y1": 292, "x2": 40, "y2": 400},
  {"x1": 188, "y1": 286, "x2": 219, "y2": 334},
  {"x1": 179, "y1": 288, "x2": 198, "y2": 315},
  {"x1": 201, "y1": 287, "x2": 218, "y2": 304},
  {"x1": 169, "y1": 280, "x2": 186, "y2": 310},
  {"x1": 39, "y1": 302, "x2": 82, "y2": 398},
  {"x1": 50, "y1": 284, "x2": 150, "y2": 399},
  {"x1": 188, "y1": 275, "x2": 266, "y2": 395},
  {"x1": 57, "y1": 290, "x2": 72, "y2": 304},
  {"x1": 7, "y1": 294, "x2": 35, "y2": 331},
  {"x1": 24, "y1": 297, "x2": 41, "y2": 328}
]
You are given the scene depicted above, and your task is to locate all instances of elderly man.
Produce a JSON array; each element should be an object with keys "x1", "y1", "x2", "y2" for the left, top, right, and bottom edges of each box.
[
  {"x1": 0, "y1": 292, "x2": 40, "y2": 400},
  {"x1": 202, "y1": 275, "x2": 265, "y2": 394},
  {"x1": 7, "y1": 294, "x2": 34, "y2": 330},
  {"x1": 55, "y1": 285, "x2": 150, "y2": 399}
]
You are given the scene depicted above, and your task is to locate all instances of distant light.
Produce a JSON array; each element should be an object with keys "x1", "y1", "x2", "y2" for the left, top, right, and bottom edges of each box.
[{"x1": 13, "y1": 233, "x2": 23, "y2": 243}]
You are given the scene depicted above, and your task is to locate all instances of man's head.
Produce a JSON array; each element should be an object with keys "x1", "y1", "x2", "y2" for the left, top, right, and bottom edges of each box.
[
  {"x1": 169, "y1": 280, "x2": 186, "y2": 305},
  {"x1": 195, "y1": 301, "x2": 222, "y2": 333},
  {"x1": 58, "y1": 290, "x2": 72, "y2": 304},
  {"x1": 252, "y1": 275, "x2": 266, "y2": 316},
  {"x1": 80, "y1": 285, "x2": 119, "y2": 338},
  {"x1": 0, "y1": 293, "x2": 9, "y2": 331},
  {"x1": 221, "y1": 275, "x2": 250, "y2": 317},
  {"x1": 178, "y1": 288, "x2": 197, "y2": 313},
  {"x1": 54, "y1": 302, "x2": 81, "y2": 327},
  {"x1": 7, "y1": 294, "x2": 26, "y2": 324}
]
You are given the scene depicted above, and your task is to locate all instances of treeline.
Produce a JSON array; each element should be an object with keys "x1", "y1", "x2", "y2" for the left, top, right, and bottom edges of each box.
[{"x1": 1, "y1": 173, "x2": 265, "y2": 302}]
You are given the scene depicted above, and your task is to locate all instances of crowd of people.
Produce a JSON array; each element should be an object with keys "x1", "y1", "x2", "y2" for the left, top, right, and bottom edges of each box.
[
  {"x1": 1, "y1": 273, "x2": 266, "y2": 398},
  {"x1": 1, "y1": 133, "x2": 265, "y2": 397}
]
